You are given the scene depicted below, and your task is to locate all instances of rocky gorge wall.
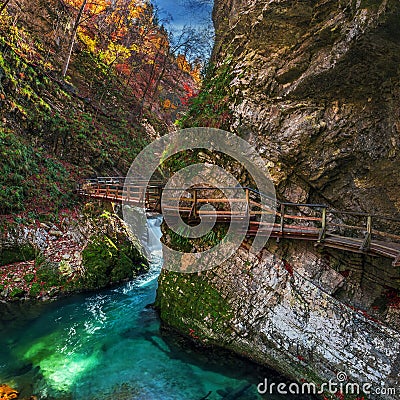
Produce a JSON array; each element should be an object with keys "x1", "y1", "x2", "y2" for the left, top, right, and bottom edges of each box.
[
  {"x1": 156, "y1": 1, "x2": 400, "y2": 398},
  {"x1": 156, "y1": 239, "x2": 400, "y2": 399},
  {"x1": 212, "y1": 0, "x2": 400, "y2": 215}
]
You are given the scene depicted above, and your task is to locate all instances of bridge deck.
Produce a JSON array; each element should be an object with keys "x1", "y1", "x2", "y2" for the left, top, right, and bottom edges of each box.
[{"x1": 76, "y1": 179, "x2": 400, "y2": 267}]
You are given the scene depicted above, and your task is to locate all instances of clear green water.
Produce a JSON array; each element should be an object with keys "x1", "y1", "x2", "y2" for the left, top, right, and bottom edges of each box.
[{"x1": 0, "y1": 219, "x2": 312, "y2": 399}]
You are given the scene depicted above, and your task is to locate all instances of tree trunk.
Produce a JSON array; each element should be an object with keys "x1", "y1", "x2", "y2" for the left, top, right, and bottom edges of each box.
[
  {"x1": 62, "y1": 0, "x2": 87, "y2": 78},
  {"x1": 0, "y1": 0, "x2": 11, "y2": 15}
]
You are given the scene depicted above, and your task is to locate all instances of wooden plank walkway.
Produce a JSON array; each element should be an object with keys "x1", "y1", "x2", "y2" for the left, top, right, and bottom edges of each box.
[{"x1": 76, "y1": 178, "x2": 400, "y2": 267}]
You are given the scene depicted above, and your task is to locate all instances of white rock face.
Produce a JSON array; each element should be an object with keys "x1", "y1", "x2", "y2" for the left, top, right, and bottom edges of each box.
[{"x1": 157, "y1": 240, "x2": 400, "y2": 399}]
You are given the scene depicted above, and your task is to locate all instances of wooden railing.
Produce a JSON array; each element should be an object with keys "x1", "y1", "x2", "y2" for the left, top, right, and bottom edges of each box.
[{"x1": 76, "y1": 178, "x2": 400, "y2": 266}]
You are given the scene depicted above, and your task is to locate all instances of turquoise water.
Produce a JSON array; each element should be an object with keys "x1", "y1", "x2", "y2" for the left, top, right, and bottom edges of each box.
[{"x1": 0, "y1": 218, "x2": 313, "y2": 399}]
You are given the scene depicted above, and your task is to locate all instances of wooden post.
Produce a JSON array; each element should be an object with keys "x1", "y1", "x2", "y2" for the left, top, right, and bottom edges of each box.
[
  {"x1": 361, "y1": 215, "x2": 372, "y2": 251},
  {"x1": 245, "y1": 188, "x2": 250, "y2": 216},
  {"x1": 193, "y1": 189, "x2": 198, "y2": 218},
  {"x1": 318, "y1": 207, "x2": 327, "y2": 242},
  {"x1": 367, "y1": 215, "x2": 372, "y2": 235},
  {"x1": 157, "y1": 186, "x2": 162, "y2": 213},
  {"x1": 278, "y1": 204, "x2": 285, "y2": 242}
]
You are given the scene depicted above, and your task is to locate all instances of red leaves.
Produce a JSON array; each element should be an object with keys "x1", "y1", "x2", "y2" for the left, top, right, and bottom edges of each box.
[
  {"x1": 180, "y1": 82, "x2": 196, "y2": 106},
  {"x1": 335, "y1": 391, "x2": 345, "y2": 400},
  {"x1": 188, "y1": 328, "x2": 199, "y2": 339},
  {"x1": 385, "y1": 289, "x2": 400, "y2": 309},
  {"x1": 339, "y1": 270, "x2": 350, "y2": 278},
  {"x1": 283, "y1": 260, "x2": 294, "y2": 276}
]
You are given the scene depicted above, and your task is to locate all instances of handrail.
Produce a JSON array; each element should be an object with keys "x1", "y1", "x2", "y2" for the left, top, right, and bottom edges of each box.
[
  {"x1": 77, "y1": 178, "x2": 400, "y2": 223},
  {"x1": 76, "y1": 178, "x2": 400, "y2": 265}
]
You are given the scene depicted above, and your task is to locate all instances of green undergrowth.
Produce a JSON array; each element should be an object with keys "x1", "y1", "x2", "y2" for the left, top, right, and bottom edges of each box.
[
  {"x1": 0, "y1": 127, "x2": 74, "y2": 214},
  {"x1": 0, "y1": 16, "x2": 160, "y2": 216},
  {"x1": 165, "y1": 224, "x2": 229, "y2": 253},
  {"x1": 0, "y1": 243, "x2": 37, "y2": 266},
  {"x1": 177, "y1": 59, "x2": 234, "y2": 130}
]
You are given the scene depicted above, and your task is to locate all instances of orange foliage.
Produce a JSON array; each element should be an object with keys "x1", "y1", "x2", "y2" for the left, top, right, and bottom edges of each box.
[{"x1": 0, "y1": 384, "x2": 18, "y2": 400}]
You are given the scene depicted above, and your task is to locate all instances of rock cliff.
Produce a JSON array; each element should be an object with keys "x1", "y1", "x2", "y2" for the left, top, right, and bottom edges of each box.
[
  {"x1": 212, "y1": 0, "x2": 400, "y2": 215},
  {"x1": 156, "y1": 1, "x2": 400, "y2": 398},
  {"x1": 156, "y1": 240, "x2": 400, "y2": 399}
]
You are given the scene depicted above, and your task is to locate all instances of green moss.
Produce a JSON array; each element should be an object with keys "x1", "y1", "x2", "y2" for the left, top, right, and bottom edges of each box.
[
  {"x1": 36, "y1": 260, "x2": 65, "y2": 289},
  {"x1": 10, "y1": 287, "x2": 25, "y2": 298},
  {"x1": 164, "y1": 223, "x2": 229, "y2": 253},
  {"x1": 23, "y1": 273, "x2": 35, "y2": 283},
  {"x1": 29, "y1": 282, "x2": 41, "y2": 297},
  {"x1": 81, "y1": 234, "x2": 147, "y2": 290},
  {"x1": 0, "y1": 127, "x2": 73, "y2": 214},
  {"x1": 177, "y1": 59, "x2": 234, "y2": 129},
  {"x1": 360, "y1": 0, "x2": 380, "y2": 9},
  {"x1": 155, "y1": 271, "x2": 233, "y2": 339},
  {"x1": 0, "y1": 244, "x2": 37, "y2": 266}
]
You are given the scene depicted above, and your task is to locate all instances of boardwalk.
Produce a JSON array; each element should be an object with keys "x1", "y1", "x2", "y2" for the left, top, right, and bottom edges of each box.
[{"x1": 76, "y1": 177, "x2": 400, "y2": 266}]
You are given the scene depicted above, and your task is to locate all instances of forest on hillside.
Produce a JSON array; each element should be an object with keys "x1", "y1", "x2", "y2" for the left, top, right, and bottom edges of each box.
[{"x1": 0, "y1": 0, "x2": 207, "y2": 217}]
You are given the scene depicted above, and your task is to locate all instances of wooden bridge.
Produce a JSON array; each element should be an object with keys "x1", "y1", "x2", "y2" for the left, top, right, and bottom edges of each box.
[{"x1": 76, "y1": 177, "x2": 400, "y2": 266}]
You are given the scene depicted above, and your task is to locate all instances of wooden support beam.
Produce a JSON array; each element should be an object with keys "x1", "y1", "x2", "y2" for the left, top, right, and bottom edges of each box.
[
  {"x1": 277, "y1": 204, "x2": 285, "y2": 243},
  {"x1": 360, "y1": 215, "x2": 372, "y2": 251},
  {"x1": 318, "y1": 207, "x2": 327, "y2": 242}
]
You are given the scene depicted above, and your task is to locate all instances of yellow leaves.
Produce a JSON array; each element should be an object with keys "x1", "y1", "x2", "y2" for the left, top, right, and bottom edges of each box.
[
  {"x1": 128, "y1": 2, "x2": 146, "y2": 20},
  {"x1": 190, "y1": 66, "x2": 202, "y2": 85},
  {"x1": 86, "y1": 0, "x2": 110, "y2": 15},
  {"x1": 176, "y1": 55, "x2": 202, "y2": 85},
  {"x1": 102, "y1": 42, "x2": 131, "y2": 65},
  {"x1": 177, "y1": 55, "x2": 191, "y2": 73},
  {"x1": 65, "y1": 0, "x2": 110, "y2": 14},
  {"x1": 129, "y1": 43, "x2": 139, "y2": 53},
  {"x1": 78, "y1": 31, "x2": 97, "y2": 53}
]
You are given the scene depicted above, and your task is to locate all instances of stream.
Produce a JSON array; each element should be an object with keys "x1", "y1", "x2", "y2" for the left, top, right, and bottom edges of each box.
[{"x1": 0, "y1": 217, "x2": 312, "y2": 399}]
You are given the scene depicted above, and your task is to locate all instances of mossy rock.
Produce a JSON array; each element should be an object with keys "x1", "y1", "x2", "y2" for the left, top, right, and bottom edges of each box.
[
  {"x1": 81, "y1": 234, "x2": 147, "y2": 290},
  {"x1": 155, "y1": 271, "x2": 233, "y2": 338},
  {"x1": 0, "y1": 244, "x2": 37, "y2": 266}
]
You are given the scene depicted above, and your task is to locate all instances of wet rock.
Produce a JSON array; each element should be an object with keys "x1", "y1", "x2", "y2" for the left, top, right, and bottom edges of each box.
[{"x1": 156, "y1": 239, "x2": 400, "y2": 400}]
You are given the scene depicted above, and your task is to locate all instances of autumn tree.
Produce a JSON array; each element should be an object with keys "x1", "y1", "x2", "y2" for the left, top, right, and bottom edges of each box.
[{"x1": 62, "y1": 0, "x2": 110, "y2": 77}]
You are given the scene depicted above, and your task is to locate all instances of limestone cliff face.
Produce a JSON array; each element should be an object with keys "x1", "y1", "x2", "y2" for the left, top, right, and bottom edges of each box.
[
  {"x1": 156, "y1": 1, "x2": 400, "y2": 398},
  {"x1": 156, "y1": 241, "x2": 400, "y2": 399},
  {"x1": 212, "y1": 0, "x2": 400, "y2": 214}
]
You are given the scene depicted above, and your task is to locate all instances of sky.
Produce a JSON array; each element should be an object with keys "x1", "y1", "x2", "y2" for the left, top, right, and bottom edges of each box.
[
  {"x1": 152, "y1": 0, "x2": 213, "y2": 33},
  {"x1": 151, "y1": 0, "x2": 214, "y2": 62}
]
